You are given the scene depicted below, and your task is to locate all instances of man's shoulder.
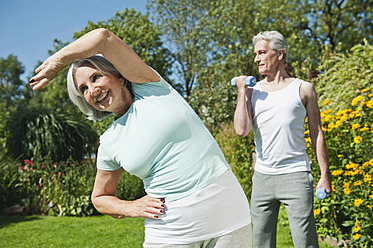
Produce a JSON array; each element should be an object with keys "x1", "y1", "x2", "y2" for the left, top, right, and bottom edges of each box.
[{"x1": 299, "y1": 79, "x2": 315, "y2": 92}]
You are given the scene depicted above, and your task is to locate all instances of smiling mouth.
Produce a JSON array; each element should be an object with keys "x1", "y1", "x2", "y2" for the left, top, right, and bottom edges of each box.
[{"x1": 96, "y1": 91, "x2": 109, "y2": 103}]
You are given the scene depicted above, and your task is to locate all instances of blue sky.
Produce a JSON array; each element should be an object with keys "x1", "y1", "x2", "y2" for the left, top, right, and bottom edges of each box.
[{"x1": 0, "y1": 0, "x2": 147, "y2": 81}]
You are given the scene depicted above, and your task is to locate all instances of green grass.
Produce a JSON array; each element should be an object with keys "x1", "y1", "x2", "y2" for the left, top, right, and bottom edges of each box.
[
  {"x1": 0, "y1": 215, "x2": 145, "y2": 247},
  {"x1": 0, "y1": 210, "x2": 332, "y2": 248}
]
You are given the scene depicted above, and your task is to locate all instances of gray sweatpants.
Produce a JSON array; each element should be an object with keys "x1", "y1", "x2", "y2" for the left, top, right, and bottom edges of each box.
[{"x1": 251, "y1": 171, "x2": 319, "y2": 248}]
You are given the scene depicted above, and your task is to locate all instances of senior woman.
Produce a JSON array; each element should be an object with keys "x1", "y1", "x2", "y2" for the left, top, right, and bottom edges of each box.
[{"x1": 30, "y1": 28, "x2": 252, "y2": 248}]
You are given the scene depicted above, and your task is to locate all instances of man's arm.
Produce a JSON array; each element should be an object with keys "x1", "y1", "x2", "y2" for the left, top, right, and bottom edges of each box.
[
  {"x1": 301, "y1": 81, "x2": 331, "y2": 193},
  {"x1": 234, "y1": 76, "x2": 253, "y2": 137}
]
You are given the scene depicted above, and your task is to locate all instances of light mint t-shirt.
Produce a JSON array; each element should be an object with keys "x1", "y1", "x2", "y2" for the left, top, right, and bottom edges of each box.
[{"x1": 97, "y1": 77, "x2": 230, "y2": 201}]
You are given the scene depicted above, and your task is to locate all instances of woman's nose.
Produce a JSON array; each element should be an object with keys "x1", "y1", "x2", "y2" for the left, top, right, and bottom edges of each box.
[{"x1": 90, "y1": 87, "x2": 100, "y2": 97}]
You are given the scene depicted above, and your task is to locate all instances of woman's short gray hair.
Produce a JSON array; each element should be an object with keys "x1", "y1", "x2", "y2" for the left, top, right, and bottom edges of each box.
[
  {"x1": 253, "y1": 31, "x2": 288, "y2": 63},
  {"x1": 67, "y1": 55, "x2": 132, "y2": 121}
]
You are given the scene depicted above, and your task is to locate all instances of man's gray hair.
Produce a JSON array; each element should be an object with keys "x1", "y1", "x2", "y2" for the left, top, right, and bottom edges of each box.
[
  {"x1": 66, "y1": 55, "x2": 132, "y2": 121},
  {"x1": 253, "y1": 31, "x2": 288, "y2": 63}
]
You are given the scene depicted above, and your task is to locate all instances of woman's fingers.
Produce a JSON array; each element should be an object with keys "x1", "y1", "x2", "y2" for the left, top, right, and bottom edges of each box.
[
  {"x1": 29, "y1": 57, "x2": 64, "y2": 91},
  {"x1": 30, "y1": 77, "x2": 50, "y2": 91},
  {"x1": 129, "y1": 196, "x2": 166, "y2": 219}
]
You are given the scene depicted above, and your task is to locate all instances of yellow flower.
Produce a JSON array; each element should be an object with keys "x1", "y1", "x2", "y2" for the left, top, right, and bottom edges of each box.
[
  {"x1": 354, "y1": 199, "x2": 364, "y2": 207},
  {"x1": 346, "y1": 162, "x2": 358, "y2": 170},
  {"x1": 304, "y1": 130, "x2": 309, "y2": 135},
  {"x1": 361, "y1": 88, "x2": 369, "y2": 93},
  {"x1": 367, "y1": 100, "x2": 373, "y2": 108},
  {"x1": 305, "y1": 137, "x2": 311, "y2": 143},
  {"x1": 322, "y1": 100, "x2": 330, "y2": 106},
  {"x1": 328, "y1": 122, "x2": 335, "y2": 129},
  {"x1": 354, "y1": 136, "x2": 363, "y2": 144},
  {"x1": 354, "y1": 180, "x2": 362, "y2": 186},
  {"x1": 369, "y1": 93, "x2": 373, "y2": 97},
  {"x1": 364, "y1": 174, "x2": 371, "y2": 182},
  {"x1": 344, "y1": 187, "x2": 351, "y2": 195},
  {"x1": 325, "y1": 115, "x2": 333, "y2": 122},
  {"x1": 354, "y1": 225, "x2": 361, "y2": 232},
  {"x1": 351, "y1": 123, "x2": 361, "y2": 129},
  {"x1": 314, "y1": 209, "x2": 321, "y2": 216},
  {"x1": 340, "y1": 115, "x2": 348, "y2": 122},
  {"x1": 351, "y1": 95, "x2": 363, "y2": 106},
  {"x1": 353, "y1": 233, "x2": 361, "y2": 240},
  {"x1": 369, "y1": 194, "x2": 373, "y2": 199},
  {"x1": 331, "y1": 169, "x2": 343, "y2": 176},
  {"x1": 334, "y1": 120, "x2": 341, "y2": 128},
  {"x1": 360, "y1": 125, "x2": 369, "y2": 131},
  {"x1": 338, "y1": 154, "x2": 343, "y2": 158}
]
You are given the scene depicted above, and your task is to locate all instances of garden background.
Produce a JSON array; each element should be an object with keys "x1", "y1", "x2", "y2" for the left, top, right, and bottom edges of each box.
[{"x1": 1, "y1": 0, "x2": 372, "y2": 247}]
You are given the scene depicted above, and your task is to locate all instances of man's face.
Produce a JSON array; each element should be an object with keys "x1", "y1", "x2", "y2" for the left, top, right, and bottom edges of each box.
[{"x1": 254, "y1": 39, "x2": 283, "y2": 75}]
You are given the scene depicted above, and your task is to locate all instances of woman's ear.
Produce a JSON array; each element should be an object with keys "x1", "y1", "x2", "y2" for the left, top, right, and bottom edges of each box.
[{"x1": 119, "y1": 76, "x2": 125, "y2": 85}]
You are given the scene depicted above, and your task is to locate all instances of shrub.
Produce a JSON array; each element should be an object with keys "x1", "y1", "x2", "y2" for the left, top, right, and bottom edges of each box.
[
  {"x1": 5, "y1": 108, "x2": 97, "y2": 162},
  {"x1": 0, "y1": 155, "x2": 22, "y2": 209},
  {"x1": 214, "y1": 122, "x2": 255, "y2": 198},
  {"x1": 307, "y1": 89, "x2": 373, "y2": 247},
  {"x1": 315, "y1": 40, "x2": 373, "y2": 111},
  {"x1": 1, "y1": 156, "x2": 147, "y2": 216},
  {"x1": 116, "y1": 171, "x2": 146, "y2": 201},
  {"x1": 17, "y1": 159, "x2": 97, "y2": 216}
]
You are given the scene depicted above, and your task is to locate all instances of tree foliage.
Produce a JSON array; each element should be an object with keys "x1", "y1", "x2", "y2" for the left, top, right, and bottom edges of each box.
[
  {"x1": 149, "y1": 0, "x2": 216, "y2": 97},
  {"x1": 302, "y1": 0, "x2": 373, "y2": 52},
  {"x1": 0, "y1": 55, "x2": 25, "y2": 112},
  {"x1": 74, "y1": 8, "x2": 172, "y2": 84}
]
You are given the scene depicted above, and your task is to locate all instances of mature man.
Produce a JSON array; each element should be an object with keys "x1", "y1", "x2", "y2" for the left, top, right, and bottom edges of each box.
[{"x1": 233, "y1": 31, "x2": 331, "y2": 248}]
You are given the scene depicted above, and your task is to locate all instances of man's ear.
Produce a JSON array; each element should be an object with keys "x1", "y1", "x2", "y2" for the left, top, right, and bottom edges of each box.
[{"x1": 278, "y1": 50, "x2": 285, "y2": 61}]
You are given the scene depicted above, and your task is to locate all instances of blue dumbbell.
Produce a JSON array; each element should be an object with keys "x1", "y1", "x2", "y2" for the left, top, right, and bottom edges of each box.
[
  {"x1": 315, "y1": 188, "x2": 328, "y2": 199},
  {"x1": 231, "y1": 76, "x2": 256, "y2": 87}
]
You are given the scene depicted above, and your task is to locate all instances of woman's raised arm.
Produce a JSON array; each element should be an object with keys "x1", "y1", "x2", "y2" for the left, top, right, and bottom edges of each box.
[{"x1": 30, "y1": 28, "x2": 159, "y2": 91}]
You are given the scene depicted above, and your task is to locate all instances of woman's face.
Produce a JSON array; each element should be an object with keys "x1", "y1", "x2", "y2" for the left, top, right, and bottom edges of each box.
[
  {"x1": 75, "y1": 65, "x2": 133, "y2": 118},
  {"x1": 254, "y1": 39, "x2": 283, "y2": 76}
]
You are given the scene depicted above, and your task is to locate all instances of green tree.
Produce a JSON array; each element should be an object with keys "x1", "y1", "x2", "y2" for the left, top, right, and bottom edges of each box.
[
  {"x1": 28, "y1": 40, "x2": 74, "y2": 114},
  {"x1": 74, "y1": 8, "x2": 172, "y2": 84},
  {"x1": 301, "y1": 0, "x2": 373, "y2": 52},
  {"x1": 0, "y1": 55, "x2": 27, "y2": 152},
  {"x1": 149, "y1": 0, "x2": 216, "y2": 97},
  {"x1": 0, "y1": 55, "x2": 25, "y2": 112}
]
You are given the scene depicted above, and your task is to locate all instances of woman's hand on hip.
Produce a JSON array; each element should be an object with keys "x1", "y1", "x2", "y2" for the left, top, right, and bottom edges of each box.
[{"x1": 126, "y1": 195, "x2": 166, "y2": 219}]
